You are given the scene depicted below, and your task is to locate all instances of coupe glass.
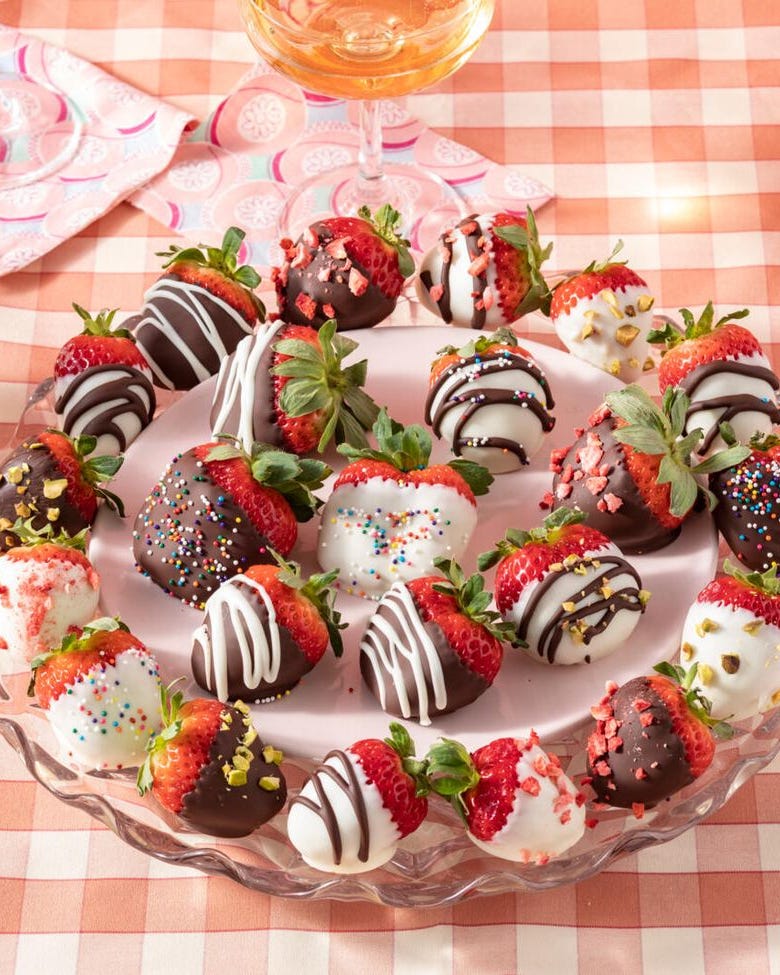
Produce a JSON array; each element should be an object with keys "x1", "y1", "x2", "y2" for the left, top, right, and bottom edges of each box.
[{"x1": 238, "y1": 0, "x2": 496, "y2": 232}]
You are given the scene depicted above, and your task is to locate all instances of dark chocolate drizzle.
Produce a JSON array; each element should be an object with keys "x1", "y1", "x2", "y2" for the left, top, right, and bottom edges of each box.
[
  {"x1": 55, "y1": 363, "x2": 156, "y2": 452},
  {"x1": 290, "y1": 749, "x2": 370, "y2": 865},
  {"x1": 515, "y1": 555, "x2": 644, "y2": 663},
  {"x1": 420, "y1": 215, "x2": 491, "y2": 328}
]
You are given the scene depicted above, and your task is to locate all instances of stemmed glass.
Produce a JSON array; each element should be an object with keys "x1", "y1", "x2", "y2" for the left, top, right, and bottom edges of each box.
[{"x1": 238, "y1": 0, "x2": 496, "y2": 233}]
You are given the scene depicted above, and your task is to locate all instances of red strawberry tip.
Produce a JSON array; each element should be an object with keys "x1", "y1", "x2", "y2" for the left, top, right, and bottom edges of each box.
[
  {"x1": 383, "y1": 722, "x2": 430, "y2": 798},
  {"x1": 356, "y1": 204, "x2": 414, "y2": 278},
  {"x1": 71, "y1": 302, "x2": 134, "y2": 340},
  {"x1": 647, "y1": 300, "x2": 750, "y2": 350},
  {"x1": 268, "y1": 549, "x2": 346, "y2": 657},
  {"x1": 431, "y1": 556, "x2": 520, "y2": 645}
]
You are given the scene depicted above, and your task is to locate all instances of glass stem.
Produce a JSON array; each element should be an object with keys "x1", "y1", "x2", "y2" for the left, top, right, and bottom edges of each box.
[{"x1": 357, "y1": 99, "x2": 387, "y2": 205}]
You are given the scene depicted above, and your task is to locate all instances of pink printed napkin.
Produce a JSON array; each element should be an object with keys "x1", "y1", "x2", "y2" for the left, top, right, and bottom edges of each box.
[
  {"x1": 0, "y1": 26, "x2": 196, "y2": 275},
  {"x1": 131, "y1": 61, "x2": 553, "y2": 270}
]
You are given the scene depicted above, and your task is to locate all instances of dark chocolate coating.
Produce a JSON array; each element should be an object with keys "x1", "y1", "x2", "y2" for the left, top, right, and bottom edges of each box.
[
  {"x1": 130, "y1": 273, "x2": 255, "y2": 391},
  {"x1": 710, "y1": 449, "x2": 780, "y2": 572},
  {"x1": 275, "y1": 222, "x2": 396, "y2": 330},
  {"x1": 179, "y1": 704, "x2": 287, "y2": 837},
  {"x1": 359, "y1": 590, "x2": 493, "y2": 721},
  {"x1": 587, "y1": 677, "x2": 693, "y2": 808},
  {"x1": 191, "y1": 578, "x2": 313, "y2": 700},
  {"x1": 0, "y1": 436, "x2": 91, "y2": 549},
  {"x1": 551, "y1": 415, "x2": 681, "y2": 554},
  {"x1": 132, "y1": 448, "x2": 275, "y2": 610},
  {"x1": 209, "y1": 331, "x2": 280, "y2": 447}
]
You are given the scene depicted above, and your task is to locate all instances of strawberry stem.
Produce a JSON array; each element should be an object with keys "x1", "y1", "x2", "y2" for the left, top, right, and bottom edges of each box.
[
  {"x1": 356, "y1": 204, "x2": 414, "y2": 279},
  {"x1": 648, "y1": 301, "x2": 750, "y2": 349},
  {"x1": 268, "y1": 550, "x2": 346, "y2": 657},
  {"x1": 431, "y1": 556, "x2": 522, "y2": 645},
  {"x1": 72, "y1": 303, "x2": 133, "y2": 340}
]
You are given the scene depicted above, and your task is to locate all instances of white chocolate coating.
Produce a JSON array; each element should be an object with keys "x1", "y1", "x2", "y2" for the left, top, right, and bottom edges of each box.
[
  {"x1": 504, "y1": 544, "x2": 644, "y2": 665},
  {"x1": 682, "y1": 599, "x2": 780, "y2": 721},
  {"x1": 47, "y1": 646, "x2": 163, "y2": 769},
  {"x1": 317, "y1": 477, "x2": 477, "y2": 599},
  {"x1": 553, "y1": 283, "x2": 654, "y2": 383},
  {"x1": 0, "y1": 551, "x2": 100, "y2": 668},
  {"x1": 469, "y1": 743, "x2": 585, "y2": 863},
  {"x1": 287, "y1": 749, "x2": 401, "y2": 874}
]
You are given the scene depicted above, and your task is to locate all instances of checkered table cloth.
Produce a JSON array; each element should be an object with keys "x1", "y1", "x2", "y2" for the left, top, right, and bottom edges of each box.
[{"x1": 1, "y1": 2, "x2": 779, "y2": 972}]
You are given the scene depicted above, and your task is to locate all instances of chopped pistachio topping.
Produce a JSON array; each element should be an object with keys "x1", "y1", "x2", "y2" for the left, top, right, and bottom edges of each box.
[
  {"x1": 624, "y1": 304, "x2": 637, "y2": 318},
  {"x1": 562, "y1": 553, "x2": 579, "y2": 568},
  {"x1": 642, "y1": 356, "x2": 655, "y2": 371},
  {"x1": 772, "y1": 689, "x2": 780, "y2": 706},
  {"x1": 695, "y1": 618, "x2": 719, "y2": 637},
  {"x1": 15, "y1": 485, "x2": 27, "y2": 495},
  {"x1": 721, "y1": 653, "x2": 740, "y2": 674},
  {"x1": 227, "y1": 768, "x2": 247, "y2": 787},
  {"x1": 600, "y1": 289, "x2": 624, "y2": 319},
  {"x1": 615, "y1": 324, "x2": 640, "y2": 347},
  {"x1": 242, "y1": 726, "x2": 257, "y2": 747},
  {"x1": 233, "y1": 700, "x2": 250, "y2": 716},
  {"x1": 262, "y1": 745, "x2": 284, "y2": 766},
  {"x1": 600, "y1": 584, "x2": 614, "y2": 599},
  {"x1": 549, "y1": 562, "x2": 563, "y2": 573},
  {"x1": 5, "y1": 466, "x2": 24, "y2": 485},
  {"x1": 636, "y1": 294, "x2": 655, "y2": 312},
  {"x1": 743, "y1": 619, "x2": 763, "y2": 635},
  {"x1": 43, "y1": 478, "x2": 68, "y2": 500},
  {"x1": 628, "y1": 356, "x2": 640, "y2": 369},
  {"x1": 697, "y1": 662, "x2": 714, "y2": 686},
  {"x1": 681, "y1": 642, "x2": 695, "y2": 660},
  {"x1": 579, "y1": 322, "x2": 595, "y2": 340},
  {"x1": 259, "y1": 775, "x2": 281, "y2": 792},
  {"x1": 638, "y1": 589, "x2": 651, "y2": 607},
  {"x1": 573, "y1": 563, "x2": 588, "y2": 576},
  {"x1": 0, "y1": 518, "x2": 11, "y2": 531},
  {"x1": 46, "y1": 507, "x2": 60, "y2": 522},
  {"x1": 14, "y1": 502, "x2": 30, "y2": 518},
  {"x1": 607, "y1": 359, "x2": 621, "y2": 376},
  {"x1": 233, "y1": 753, "x2": 250, "y2": 772},
  {"x1": 562, "y1": 601, "x2": 576, "y2": 613}
]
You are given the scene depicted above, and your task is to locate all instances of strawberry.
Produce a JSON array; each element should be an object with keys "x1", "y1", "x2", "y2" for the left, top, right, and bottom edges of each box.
[
  {"x1": 211, "y1": 318, "x2": 379, "y2": 456},
  {"x1": 425, "y1": 730, "x2": 585, "y2": 863},
  {"x1": 360, "y1": 556, "x2": 516, "y2": 724},
  {"x1": 478, "y1": 507, "x2": 648, "y2": 665},
  {"x1": 709, "y1": 432, "x2": 780, "y2": 572},
  {"x1": 0, "y1": 430, "x2": 123, "y2": 550},
  {"x1": 679, "y1": 562, "x2": 780, "y2": 721},
  {"x1": 131, "y1": 226, "x2": 266, "y2": 391},
  {"x1": 29, "y1": 617, "x2": 162, "y2": 769},
  {"x1": 0, "y1": 519, "x2": 99, "y2": 665},
  {"x1": 191, "y1": 552, "x2": 345, "y2": 702},
  {"x1": 416, "y1": 207, "x2": 552, "y2": 329},
  {"x1": 425, "y1": 327, "x2": 556, "y2": 473},
  {"x1": 287, "y1": 722, "x2": 429, "y2": 873},
  {"x1": 549, "y1": 241, "x2": 656, "y2": 383},
  {"x1": 586, "y1": 663, "x2": 732, "y2": 812},
  {"x1": 317, "y1": 408, "x2": 492, "y2": 599},
  {"x1": 54, "y1": 303, "x2": 156, "y2": 456},
  {"x1": 647, "y1": 302, "x2": 780, "y2": 456},
  {"x1": 547, "y1": 385, "x2": 750, "y2": 554},
  {"x1": 137, "y1": 689, "x2": 286, "y2": 837},
  {"x1": 133, "y1": 439, "x2": 330, "y2": 609},
  {"x1": 273, "y1": 204, "x2": 414, "y2": 331}
]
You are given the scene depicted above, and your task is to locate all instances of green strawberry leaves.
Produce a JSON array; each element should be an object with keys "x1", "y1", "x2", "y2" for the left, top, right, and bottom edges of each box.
[
  {"x1": 605, "y1": 385, "x2": 751, "y2": 518},
  {"x1": 383, "y1": 722, "x2": 430, "y2": 796},
  {"x1": 648, "y1": 301, "x2": 750, "y2": 349},
  {"x1": 477, "y1": 507, "x2": 587, "y2": 570},
  {"x1": 62, "y1": 431, "x2": 126, "y2": 517},
  {"x1": 72, "y1": 303, "x2": 133, "y2": 340},
  {"x1": 10, "y1": 517, "x2": 88, "y2": 551},
  {"x1": 652, "y1": 661, "x2": 734, "y2": 739},
  {"x1": 272, "y1": 319, "x2": 380, "y2": 452},
  {"x1": 723, "y1": 558, "x2": 780, "y2": 597},
  {"x1": 493, "y1": 207, "x2": 554, "y2": 317},
  {"x1": 423, "y1": 737, "x2": 480, "y2": 820},
  {"x1": 447, "y1": 458, "x2": 493, "y2": 497},
  {"x1": 137, "y1": 682, "x2": 186, "y2": 795},
  {"x1": 432, "y1": 557, "x2": 522, "y2": 645},
  {"x1": 435, "y1": 326, "x2": 519, "y2": 362},
  {"x1": 269, "y1": 550, "x2": 345, "y2": 657},
  {"x1": 29, "y1": 616, "x2": 128, "y2": 680},
  {"x1": 357, "y1": 204, "x2": 414, "y2": 279}
]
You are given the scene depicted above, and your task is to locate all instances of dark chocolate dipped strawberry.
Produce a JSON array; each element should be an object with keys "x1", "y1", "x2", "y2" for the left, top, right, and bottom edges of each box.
[
  {"x1": 709, "y1": 432, "x2": 780, "y2": 572},
  {"x1": 273, "y1": 204, "x2": 414, "y2": 331},
  {"x1": 0, "y1": 430, "x2": 123, "y2": 550},
  {"x1": 586, "y1": 663, "x2": 731, "y2": 813},
  {"x1": 191, "y1": 553, "x2": 344, "y2": 702},
  {"x1": 132, "y1": 440, "x2": 330, "y2": 609},
  {"x1": 647, "y1": 302, "x2": 780, "y2": 457},
  {"x1": 131, "y1": 226, "x2": 266, "y2": 391},
  {"x1": 137, "y1": 690, "x2": 286, "y2": 838},
  {"x1": 210, "y1": 318, "x2": 379, "y2": 455},
  {"x1": 547, "y1": 385, "x2": 750, "y2": 554},
  {"x1": 416, "y1": 208, "x2": 552, "y2": 328},
  {"x1": 426, "y1": 730, "x2": 585, "y2": 863},
  {"x1": 54, "y1": 304, "x2": 155, "y2": 456},
  {"x1": 360, "y1": 556, "x2": 516, "y2": 725}
]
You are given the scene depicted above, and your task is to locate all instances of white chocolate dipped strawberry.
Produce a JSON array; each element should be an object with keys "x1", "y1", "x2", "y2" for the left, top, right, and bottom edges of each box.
[
  {"x1": 0, "y1": 520, "x2": 99, "y2": 669},
  {"x1": 424, "y1": 328, "x2": 555, "y2": 474},
  {"x1": 479, "y1": 508, "x2": 648, "y2": 666},
  {"x1": 680, "y1": 562, "x2": 780, "y2": 721},
  {"x1": 426, "y1": 731, "x2": 585, "y2": 864},
  {"x1": 416, "y1": 209, "x2": 552, "y2": 329},
  {"x1": 317, "y1": 409, "x2": 491, "y2": 599},
  {"x1": 287, "y1": 723, "x2": 429, "y2": 874}
]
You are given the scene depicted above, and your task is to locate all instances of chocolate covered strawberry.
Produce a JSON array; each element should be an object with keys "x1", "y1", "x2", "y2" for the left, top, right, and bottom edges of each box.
[
  {"x1": 53, "y1": 303, "x2": 155, "y2": 456},
  {"x1": 0, "y1": 520, "x2": 99, "y2": 667},
  {"x1": 137, "y1": 690, "x2": 286, "y2": 838},
  {"x1": 416, "y1": 208, "x2": 552, "y2": 328},
  {"x1": 479, "y1": 508, "x2": 648, "y2": 666},
  {"x1": 547, "y1": 385, "x2": 750, "y2": 554},
  {"x1": 30, "y1": 617, "x2": 162, "y2": 770},
  {"x1": 586, "y1": 663, "x2": 731, "y2": 812},
  {"x1": 710, "y1": 432, "x2": 780, "y2": 571},
  {"x1": 426, "y1": 730, "x2": 585, "y2": 863},
  {"x1": 425, "y1": 328, "x2": 555, "y2": 473},
  {"x1": 550, "y1": 241, "x2": 656, "y2": 382},
  {"x1": 360, "y1": 557, "x2": 516, "y2": 725},
  {"x1": 210, "y1": 318, "x2": 379, "y2": 455},
  {"x1": 273, "y1": 204, "x2": 414, "y2": 331},
  {"x1": 680, "y1": 562, "x2": 780, "y2": 721},
  {"x1": 287, "y1": 722, "x2": 428, "y2": 873},
  {"x1": 191, "y1": 552, "x2": 344, "y2": 702},
  {"x1": 647, "y1": 302, "x2": 780, "y2": 457},
  {"x1": 0, "y1": 430, "x2": 123, "y2": 550},
  {"x1": 130, "y1": 226, "x2": 266, "y2": 391},
  {"x1": 133, "y1": 440, "x2": 330, "y2": 609},
  {"x1": 317, "y1": 409, "x2": 492, "y2": 599}
]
